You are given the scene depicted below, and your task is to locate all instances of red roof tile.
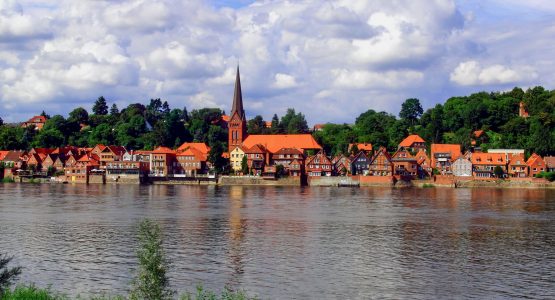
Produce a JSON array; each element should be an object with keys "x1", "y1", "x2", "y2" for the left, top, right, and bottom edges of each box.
[
  {"x1": 242, "y1": 134, "x2": 321, "y2": 153},
  {"x1": 399, "y1": 134, "x2": 425, "y2": 147}
]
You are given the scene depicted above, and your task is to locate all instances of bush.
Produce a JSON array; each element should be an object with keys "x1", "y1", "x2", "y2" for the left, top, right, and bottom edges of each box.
[
  {"x1": 1, "y1": 285, "x2": 60, "y2": 300},
  {"x1": 536, "y1": 171, "x2": 555, "y2": 182},
  {"x1": 181, "y1": 285, "x2": 256, "y2": 300},
  {"x1": 130, "y1": 219, "x2": 174, "y2": 300},
  {"x1": 0, "y1": 253, "x2": 22, "y2": 295},
  {"x1": 2, "y1": 177, "x2": 15, "y2": 183}
]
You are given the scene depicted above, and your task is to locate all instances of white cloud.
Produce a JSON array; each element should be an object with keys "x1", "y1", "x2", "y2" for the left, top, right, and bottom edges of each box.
[
  {"x1": 0, "y1": 0, "x2": 553, "y2": 123},
  {"x1": 272, "y1": 73, "x2": 298, "y2": 89},
  {"x1": 450, "y1": 60, "x2": 537, "y2": 86}
]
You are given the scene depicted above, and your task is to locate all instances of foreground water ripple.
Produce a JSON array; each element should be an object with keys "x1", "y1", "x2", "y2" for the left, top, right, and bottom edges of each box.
[{"x1": 1, "y1": 184, "x2": 555, "y2": 299}]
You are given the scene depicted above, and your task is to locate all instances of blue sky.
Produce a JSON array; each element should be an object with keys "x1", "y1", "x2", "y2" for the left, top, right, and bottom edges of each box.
[{"x1": 1, "y1": 0, "x2": 554, "y2": 124}]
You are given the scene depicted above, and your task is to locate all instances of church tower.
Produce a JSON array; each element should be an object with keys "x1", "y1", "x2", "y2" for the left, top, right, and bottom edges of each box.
[{"x1": 228, "y1": 66, "x2": 247, "y2": 153}]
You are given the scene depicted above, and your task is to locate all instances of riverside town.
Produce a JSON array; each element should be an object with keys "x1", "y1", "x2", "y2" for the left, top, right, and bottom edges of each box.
[{"x1": 1, "y1": 68, "x2": 554, "y2": 188}]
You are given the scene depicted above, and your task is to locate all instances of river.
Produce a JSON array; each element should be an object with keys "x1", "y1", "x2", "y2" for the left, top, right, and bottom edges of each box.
[{"x1": 1, "y1": 183, "x2": 554, "y2": 299}]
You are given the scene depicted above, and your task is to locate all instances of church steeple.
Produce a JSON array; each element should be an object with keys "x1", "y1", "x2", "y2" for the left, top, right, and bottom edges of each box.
[
  {"x1": 228, "y1": 65, "x2": 248, "y2": 153},
  {"x1": 231, "y1": 66, "x2": 245, "y2": 120}
]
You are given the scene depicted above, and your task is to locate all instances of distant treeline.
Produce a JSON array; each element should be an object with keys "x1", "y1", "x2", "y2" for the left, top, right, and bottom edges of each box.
[{"x1": 0, "y1": 86, "x2": 553, "y2": 158}]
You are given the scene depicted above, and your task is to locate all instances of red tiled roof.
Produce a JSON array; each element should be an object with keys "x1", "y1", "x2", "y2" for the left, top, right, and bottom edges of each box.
[
  {"x1": 107, "y1": 145, "x2": 126, "y2": 156},
  {"x1": 245, "y1": 144, "x2": 267, "y2": 154},
  {"x1": 177, "y1": 147, "x2": 207, "y2": 161},
  {"x1": 152, "y1": 146, "x2": 176, "y2": 154},
  {"x1": 399, "y1": 134, "x2": 425, "y2": 147},
  {"x1": 0, "y1": 151, "x2": 9, "y2": 161},
  {"x1": 526, "y1": 153, "x2": 545, "y2": 167},
  {"x1": 274, "y1": 147, "x2": 303, "y2": 155},
  {"x1": 221, "y1": 115, "x2": 231, "y2": 122},
  {"x1": 177, "y1": 142, "x2": 210, "y2": 154},
  {"x1": 508, "y1": 153, "x2": 526, "y2": 166},
  {"x1": 474, "y1": 130, "x2": 484, "y2": 138},
  {"x1": 242, "y1": 134, "x2": 321, "y2": 153},
  {"x1": 471, "y1": 153, "x2": 506, "y2": 165},
  {"x1": 431, "y1": 144, "x2": 461, "y2": 165}
]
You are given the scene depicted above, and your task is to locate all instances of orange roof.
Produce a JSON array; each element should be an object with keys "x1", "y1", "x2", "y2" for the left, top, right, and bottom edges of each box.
[
  {"x1": 222, "y1": 152, "x2": 230, "y2": 158},
  {"x1": 349, "y1": 143, "x2": 372, "y2": 152},
  {"x1": 177, "y1": 147, "x2": 207, "y2": 161},
  {"x1": 242, "y1": 134, "x2": 322, "y2": 153},
  {"x1": 264, "y1": 121, "x2": 272, "y2": 128},
  {"x1": 245, "y1": 144, "x2": 267, "y2": 154},
  {"x1": 508, "y1": 153, "x2": 526, "y2": 166},
  {"x1": 431, "y1": 144, "x2": 461, "y2": 161},
  {"x1": 474, "y1": 130, "x2": 484, "y2": 138},
  {"x1": 177, "y1": 142, "x2": 210, "y2": 154},
  {"x1": 415, "y1": 149, "x2": 429, "y2": 165},
  {"x1": 471, "y1": 153, "x2": 506, "y2": 165},
  {"x1": 0, "y1": 151, "x2": 9, "y2": 161},
  {"x1": 134, "y1": 150, "x2": 153, "y2": 155},
  {"x1": 26, "y1": 115, "x2": 47, "y2": 123},
  {"x1": 221, "y1": 115, "x2": 231, "y2": 122},
  {"x1": 152, "y1": 146, "x2": 176, "y2": 154},
  {"x1": 399, "y1": 134, "x2": 425, "y2": 147},
  {"x1": 526, "y1": 153, "x2": 544, "y2": 167}
]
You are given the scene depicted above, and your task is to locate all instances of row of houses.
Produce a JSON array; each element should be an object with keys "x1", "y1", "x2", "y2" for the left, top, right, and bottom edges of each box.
[{"x1": 0, "y1": 142, "x2": 212, "y2": 183}]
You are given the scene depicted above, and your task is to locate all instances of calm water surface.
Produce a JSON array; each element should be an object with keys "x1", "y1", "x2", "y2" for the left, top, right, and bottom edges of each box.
[{"x1": 1, "y1": 183, "x2": 554, "y2": 299}]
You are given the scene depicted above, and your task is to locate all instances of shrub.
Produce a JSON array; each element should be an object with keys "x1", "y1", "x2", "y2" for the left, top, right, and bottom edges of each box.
[
  {"x1": 1, "y1": 285, "x2": 60, "y2": 300},
  {"x1": 180, "y1": 285, "x2": 255, "y2": 300},
  {"x1": 130, "y1": 219, "x2": 174, "y2": 300},
  {"x1": 0, "y1": 253, "x2": 22, "y2": 295}
]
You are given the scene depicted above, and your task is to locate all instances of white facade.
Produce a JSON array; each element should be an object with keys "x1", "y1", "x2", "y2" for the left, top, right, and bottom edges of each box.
[{"x1": 452, "y1": 157, "x2": 472, "y2": 177}]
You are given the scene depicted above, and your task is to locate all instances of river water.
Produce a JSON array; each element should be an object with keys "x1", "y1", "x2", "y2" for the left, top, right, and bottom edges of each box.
[{"x1": 0, "y1": 183, "x2": 554, "y2": 299}]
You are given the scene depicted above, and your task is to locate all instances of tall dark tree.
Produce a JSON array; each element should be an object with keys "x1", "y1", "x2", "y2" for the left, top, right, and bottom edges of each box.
[
  {"x1": 92, "y1": 96, "x2": 109, "y2": 115},
  {"x1": 110, "y1": 104, "x2": 119, "y2": 116},
  {"x1": 40, "y1": 110, "x2": 50, "y2": 119},
  {"x1": 399, "y1": 98, "x2": 423, "y2": 126},
  {"x1": 68, "y1": 107, "x2": 89, "y2": 124},
  {"x1": 0, "y1": 116, "x2": 3, "y2": 127},
  {"x1": 247, "y1": 115, "x2": 265, "y2": 134},
  {"x1": 181, "y1": 107, "x2": 190, "y2": 124},
  {"x1": 270, "y1": 114, "x2": 280, "y2": 133}
]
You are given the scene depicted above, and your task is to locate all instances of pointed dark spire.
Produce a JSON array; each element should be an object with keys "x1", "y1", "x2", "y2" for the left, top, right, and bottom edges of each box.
[{"x1": 231, "y1": 65, "x2": 245, "y2": 120}]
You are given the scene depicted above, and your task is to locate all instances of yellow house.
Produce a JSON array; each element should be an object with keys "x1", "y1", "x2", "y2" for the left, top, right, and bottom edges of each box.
[{"x1": 230, "y1": 146, "x2": 246, "y2": 172}]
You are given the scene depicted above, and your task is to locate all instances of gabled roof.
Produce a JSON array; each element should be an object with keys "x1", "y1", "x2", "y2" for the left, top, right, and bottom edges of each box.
[
  {"x1": 351, "y1": 151, "x2": 369, "y2": 162},
  {"x1": 221, "y1": 115, "x2": 231, "y2": 122},
  {"x1": 177, "y1": 147, "x2": 207, "y2": 161},
  {"x1": 415, "y1": 149, "x2": 429, "y2": 165},
  {"x1": 370, "y1": 147, "x2": 392, "y2": 163},
  {"x1": 152, "y1": 146, "x2": 176, "y2": 154},
  {"x1": 474, "y1": 130, "x2": 485, "y2": 138},
  {"x1": 471, "y1": 153, "x2": 505, "y2": 165},
  {"x1": 526, "y1": 153, "x2": 545, "y2": 167},
  {"x1": 305, "y1": 150, "x2": 331, "y2": 165},
  {"x1": 0, "y1": 151, "x2": 9, "y2": 161},
  {"x1": 177, "y1": 142, "x2": 210, "y2": 154},
  {"x1": 2, "y1": 151, "x2": 25, "y2": 162},
  {"x1": 245, "y1": 144, "x2": 267, "y2": 154},
  {"x1": 25, "y1": 115, "x2": 47, "y2": 123},
  {"x1": 391, "y1": 148, "x2": 416, "y2": 161},
  {"x1": 431, "y1": 144, "x2": 461, "y2": 164},
  {"x1": 508, "y1": 153, "x2": 526, "y2": 166},
  {"x1": 27, "y1": 153, "x2": 43, "y2": 164},
  {"x1": 242, "y1": 134, "x2": 322, "y2": 153},
  {"x1": 399, "y1": 134, "x2": 425, "y2": 147}
]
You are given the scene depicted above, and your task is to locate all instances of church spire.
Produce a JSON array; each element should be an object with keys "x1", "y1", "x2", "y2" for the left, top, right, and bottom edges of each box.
[{"x1": 231, "y1": 65, "x2": 245, "y2": 120}]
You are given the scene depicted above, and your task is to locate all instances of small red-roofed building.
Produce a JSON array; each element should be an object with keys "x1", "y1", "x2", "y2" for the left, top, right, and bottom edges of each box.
[
  {"x1": 415, "y1": 149, "x2": 432, "y2": 177},
  {"x1": 305, "y1": 150, "x2": 333, "y2": 177},
  {"x1": 527, "y1": 153, "x2": 546, "y2": 177},
  {"x1": 431, "y1": 144, "x2": 461, "y2": 174},
  {"x1": 369, "y1": 147, "x2": 393, "y2": 176},
  {"x1": 508, "y1": 153, "x2": 527, "y2": 178},
  {"x1": 176, "y1": 147, "x2": 209, "y2": 177},
  {"x1": 21, "y1": 115, "x2": 47, "y2": 130},
  {"x1": 391, "y1": 148, "x2": 418, "y2": 177},
  {"x1": 150, "y1": 146, "x2": 176, "y2": 177},
  {"x1": 244, "y1": 144, "x2": 268, "y2": 175},
  {"x1": 398, "y1": 134, "x2": 426, "y2": 152},
  {"x1": 98, "y1": 146, "x2": 126, "y2": 169},
  {"x1": 471, "y1": 153, "x2": 506, "y2": 178}
]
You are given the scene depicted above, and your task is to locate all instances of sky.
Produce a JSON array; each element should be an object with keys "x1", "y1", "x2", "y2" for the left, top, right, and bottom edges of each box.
[{"x1": 1, "y1": 0, "x2": 554, "y2": 125}]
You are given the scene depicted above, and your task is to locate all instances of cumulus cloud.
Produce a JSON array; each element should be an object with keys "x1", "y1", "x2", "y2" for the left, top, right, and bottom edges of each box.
[
  {"x1": 0, "y1": 0, "x2": 553, "y2": 123},
  {"x1": 450, "y1": 60, "x2": 537, "y2": 86}
]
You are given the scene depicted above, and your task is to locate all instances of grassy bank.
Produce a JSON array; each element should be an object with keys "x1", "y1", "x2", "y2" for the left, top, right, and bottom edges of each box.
[{"x1": 1, "y1": 285, "x2": 253, "y2": 300}]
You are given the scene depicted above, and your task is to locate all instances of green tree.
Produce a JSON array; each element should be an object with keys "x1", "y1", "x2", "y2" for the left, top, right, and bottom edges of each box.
[
  {"x1": 0, "y1": 116, "x2": 3, "y2": 127},
  {"x1": 68, "y1": 107, "x2": 89, "y2": 124},
  {"x1": 270, "y1": 113, "x2": 280, "y2": 133},
  {"x1": 493, "y1": 166, "x2": 504, "y2": 178},
  {"x1": 399, "y1": 98, "x2": 423, "y2": 126},
  {"x1": 0, "y1": 253, "x2": 22, "y2": 295},
  {"x1": 130, "y1": 219, "x2": 173, "y2": 300},
  {"x1": 92, "y1": 96, "x2": 109, "y2": 115},
  {"x1": 0, "y1": 126, "x2": 27, "y2": 150},
  {"x1": 110, "y1": 104, "x2": 120, "y2": 116},
  {"x1": 247, "y1": 115, "x2": 265, "y2": 134},
  {"x1": 241, "y1": 155, "x2": 248, "y2": 174}
]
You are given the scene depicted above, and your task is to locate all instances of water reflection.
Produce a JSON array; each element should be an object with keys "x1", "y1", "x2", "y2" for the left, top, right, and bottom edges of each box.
[{"x1": 0, "y1": 184, "x2": 554, "y2": 299}]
